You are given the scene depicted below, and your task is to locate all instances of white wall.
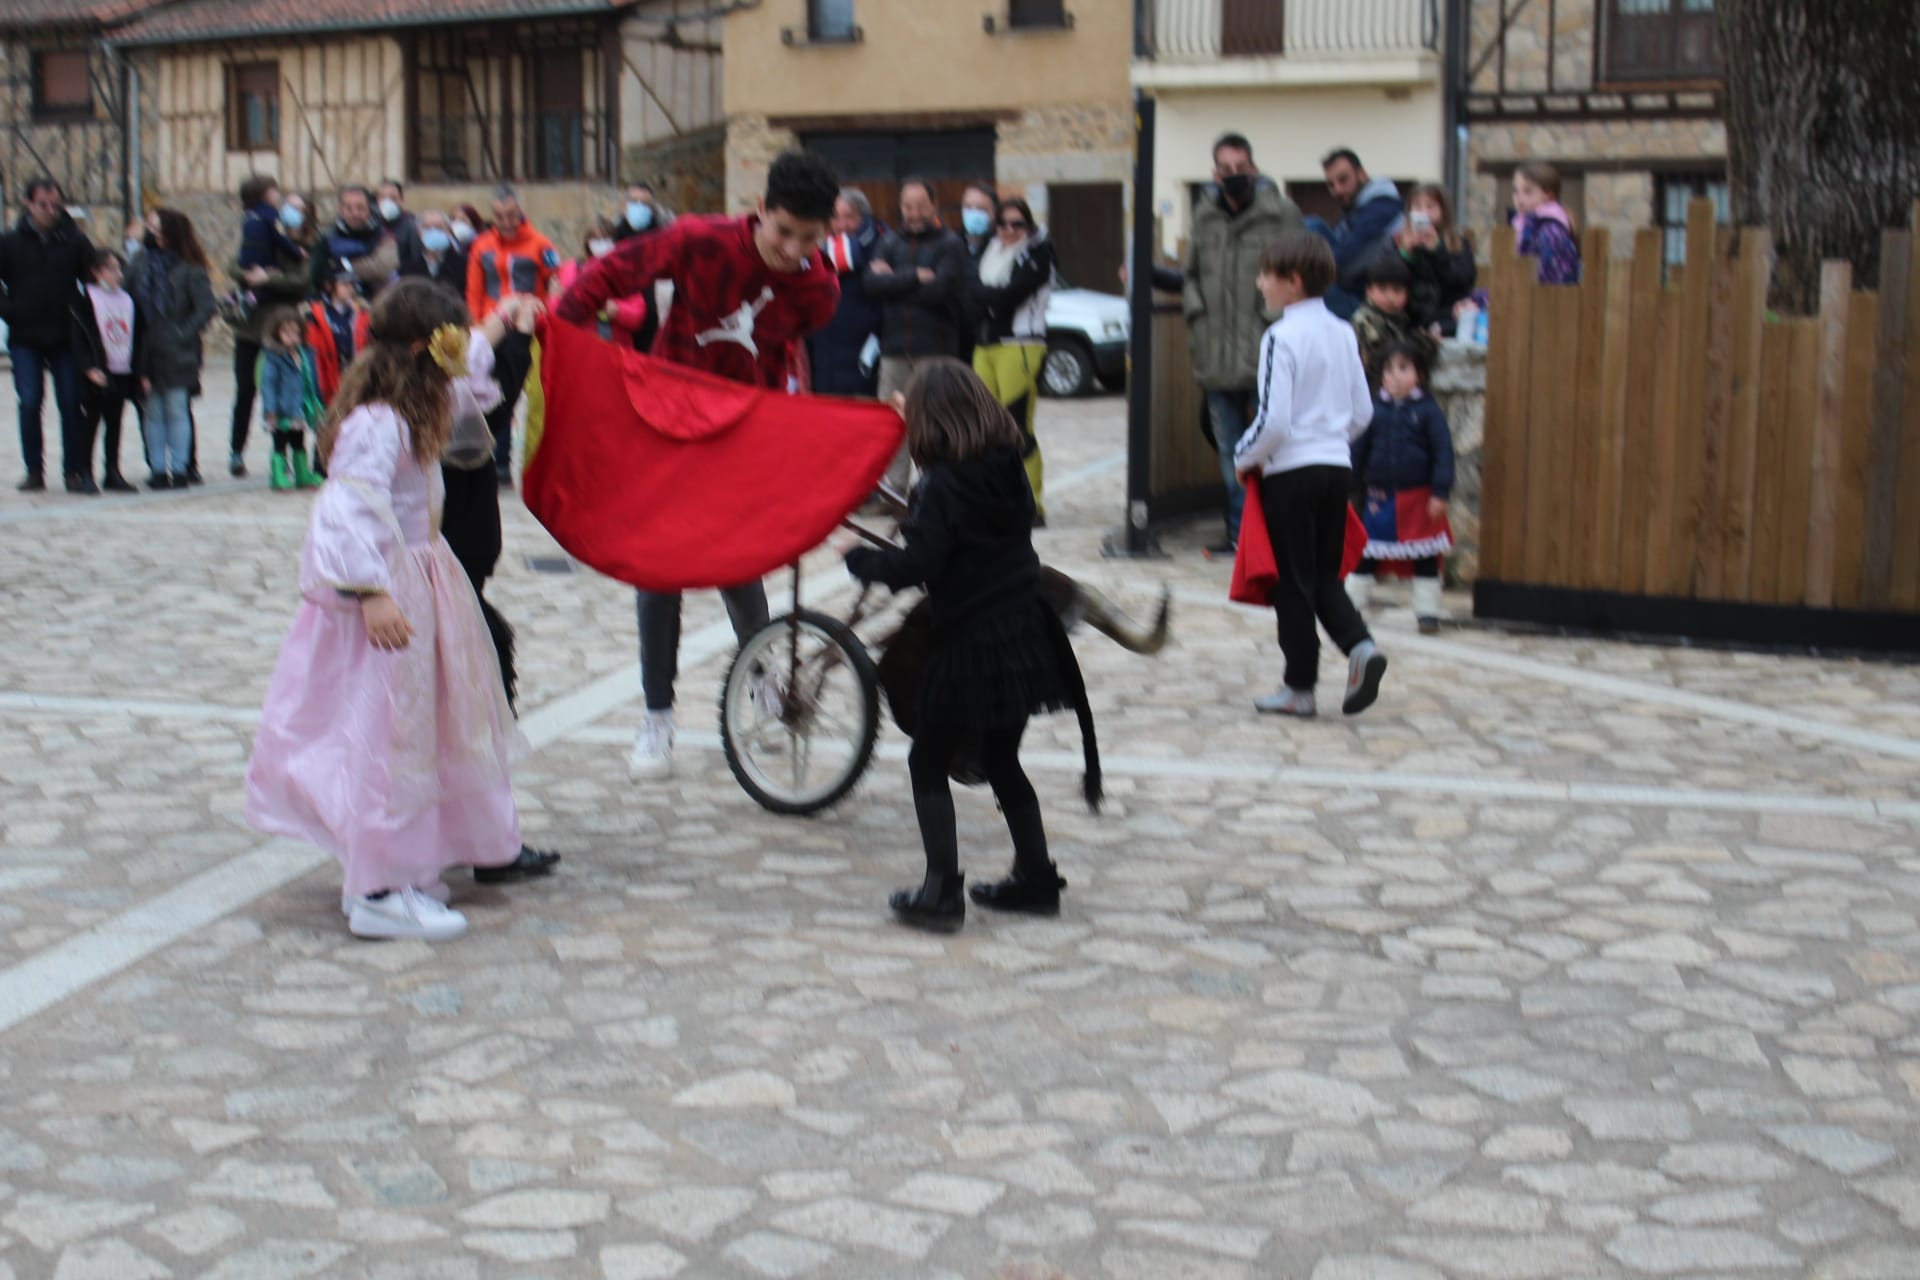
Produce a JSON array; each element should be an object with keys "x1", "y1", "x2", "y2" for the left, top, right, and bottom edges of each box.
[{"x1": 1148, "y1": 82, "x2": 1444, "y2": 254}]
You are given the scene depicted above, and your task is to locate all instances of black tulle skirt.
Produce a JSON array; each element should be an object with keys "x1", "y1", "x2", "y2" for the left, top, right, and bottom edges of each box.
[{"x1": 915, "y1": 596, "x2": 1076, "y2": 740}]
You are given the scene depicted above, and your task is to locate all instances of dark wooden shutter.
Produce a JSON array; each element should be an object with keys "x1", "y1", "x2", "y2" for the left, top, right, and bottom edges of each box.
[{"x1": 1221, "y1": 0, "x2": 1283, "y2": 56}]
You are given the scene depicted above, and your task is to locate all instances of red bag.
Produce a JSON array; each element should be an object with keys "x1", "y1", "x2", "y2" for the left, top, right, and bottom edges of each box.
[
  {"x1": 1229, "y1": 480, "x2": 1367, "y2": 606},
  {"x1": 522, "y1": 317, "x2": 904, "y2": 593}
]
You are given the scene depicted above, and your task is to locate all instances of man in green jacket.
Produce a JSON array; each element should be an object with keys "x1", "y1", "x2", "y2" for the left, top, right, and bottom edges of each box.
[{"x1": 1182, "y1": 133, "x2": 1304, "y2": 551}]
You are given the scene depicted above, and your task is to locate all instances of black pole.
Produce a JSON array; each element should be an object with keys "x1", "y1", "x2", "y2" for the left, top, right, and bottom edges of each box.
[{"x1": 1106, "y1": 88, "x2": 1161, "y2": 559}]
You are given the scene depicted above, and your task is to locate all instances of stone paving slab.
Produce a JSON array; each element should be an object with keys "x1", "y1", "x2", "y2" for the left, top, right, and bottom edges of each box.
[{"x1": 3, "y1": 380, "x2": 1920, "y2": 1278}]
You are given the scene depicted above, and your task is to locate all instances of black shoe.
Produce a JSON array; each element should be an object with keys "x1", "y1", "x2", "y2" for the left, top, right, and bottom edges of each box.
[
  {"x1": 147, "y1": 474, "x2": 172, "y2": 491},
  {"x1": 70, "y1": 473, "x2": 100, "y2": 496},
  {"x1": 474, "y1": 846, "x2": 561, "y2": 884},
  {"x1": 495, "y1": 466, "x2": 513, "y2": 489},
  {"x1": 170, "y1": 471, "x2": 192, "y2": 491},
  {"x1": 186, "y1": 465, "x2": 205, "y2": 486},
  {"x1": 1032, "y1": 511, "x2": 1048, "y2": 530},
  {"x1": 229, "y1": 454, "x2": 247, "y2": 478},
  {"x1": 889, "y1": 874, "x2": 965, "y2": 933},
  {"x1": 64, "y1": 471, "x2": 83, "y2": 493},
  {"x1": 969, "y1": 866, "x2": 1066, "y2": 915},
  {"x1": 17, "y1": 473, "x2": 45, "y2": 492},
  {"x1": 103, "y1": 472, "x2": 137, "y2": 494}
]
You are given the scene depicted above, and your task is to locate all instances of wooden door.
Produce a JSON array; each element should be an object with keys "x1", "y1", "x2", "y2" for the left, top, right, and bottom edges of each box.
[
  {"x1": 1222, "y1": 0, "x2": 1284, "y2": 56},
  {"x1": 1047, "y1": 182, "x2": 1124, "y2": 293}
]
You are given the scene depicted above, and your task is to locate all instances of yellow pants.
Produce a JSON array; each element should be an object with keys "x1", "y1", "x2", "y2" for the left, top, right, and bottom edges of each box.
[{"x1": 973, "y1": 342, "x2": 1047, "y2": 515}]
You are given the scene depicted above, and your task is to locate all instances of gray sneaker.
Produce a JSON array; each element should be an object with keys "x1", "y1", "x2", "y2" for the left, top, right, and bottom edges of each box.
[
  {"x1": 1342, "y1": 641, "x2": 1388, "y2": 716},
  {"x1": 1255, "y1": 688, "x2": 1317, "y2": 718}
]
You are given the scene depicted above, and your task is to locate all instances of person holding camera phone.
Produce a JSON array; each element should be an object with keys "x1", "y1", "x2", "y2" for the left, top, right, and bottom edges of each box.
[{"x1": 1395, "y1": 184, "x2": 1477, "y2": 337}]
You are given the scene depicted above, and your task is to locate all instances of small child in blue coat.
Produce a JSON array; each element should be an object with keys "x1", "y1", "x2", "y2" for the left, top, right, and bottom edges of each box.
[
  {"x1": 1349, "y1": 340, "x2": 1455, "y2": 633},
  {"x1": 257, "y1": 308, "x2": 320, "y2": 492}
]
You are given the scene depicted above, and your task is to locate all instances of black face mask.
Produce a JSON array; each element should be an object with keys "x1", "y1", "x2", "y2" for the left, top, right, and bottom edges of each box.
[
  {"x1": 1221, "y1": 174, "x2": 1255, "y2": 206},
  {"x1": 143, "y1": 231, "x2": 160, "y2": 251}
]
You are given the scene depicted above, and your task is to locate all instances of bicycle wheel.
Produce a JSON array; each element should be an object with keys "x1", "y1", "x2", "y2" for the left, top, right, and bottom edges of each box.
[{"x1": 720, "y1": 609, "x2": 880, "y2": 816}]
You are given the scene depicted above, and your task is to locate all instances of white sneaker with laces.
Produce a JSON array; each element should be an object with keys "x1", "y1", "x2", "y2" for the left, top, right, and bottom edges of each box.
[
  {"x1": 347, "y1": 886, "x2": 469, "y2": 942},
  {"x1": 628, "y1": 711, "x2": 675, "y2": 779},
  {"x1": 343, "y1": 879, "x2": 449, "y2": 917},
  {"x1": 1254, "y1": 688, "x2": 1317, "y2": 718}
]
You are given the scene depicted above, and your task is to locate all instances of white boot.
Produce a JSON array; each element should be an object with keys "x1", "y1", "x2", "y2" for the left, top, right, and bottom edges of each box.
[
  {"x1": 1345, "y1": 573, "x2": 1374, "y2": 612},
  {"x1": 1413, "y1": 577, "x2": 1443, "y2": 634},
  {"x1": 628, "y1": 711, "x2": 675, "y2": 779}
]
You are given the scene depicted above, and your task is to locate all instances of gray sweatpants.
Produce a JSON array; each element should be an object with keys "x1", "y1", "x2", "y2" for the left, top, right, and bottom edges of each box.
[{"x1": 636, "y1": 583, "x2": 771, "y2": 713}]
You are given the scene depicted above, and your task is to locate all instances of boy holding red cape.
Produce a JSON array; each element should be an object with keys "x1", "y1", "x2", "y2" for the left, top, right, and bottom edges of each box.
[{"x1": 554, "y1": 150, "x2": 845, "y2": 778}]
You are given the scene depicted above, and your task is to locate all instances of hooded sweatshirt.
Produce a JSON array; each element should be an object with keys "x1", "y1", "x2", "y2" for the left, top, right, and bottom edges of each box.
[{"x1": 1326, "y1": 175, "x2": 1408, "y2": 306}]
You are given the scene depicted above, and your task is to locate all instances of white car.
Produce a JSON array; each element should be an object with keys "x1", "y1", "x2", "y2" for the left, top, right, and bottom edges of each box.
[{"x1": 1042, "y1": 286, "x2": 1128, "y2": 397}]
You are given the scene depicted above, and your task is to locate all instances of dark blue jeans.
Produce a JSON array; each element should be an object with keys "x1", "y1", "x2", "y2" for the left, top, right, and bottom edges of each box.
[
  {"x1": 12, "y1": 342, "x2": 81, "y2": 478},
  {"x1": 1205, "y1": 389, "x2": 1257, "y2": 545}
]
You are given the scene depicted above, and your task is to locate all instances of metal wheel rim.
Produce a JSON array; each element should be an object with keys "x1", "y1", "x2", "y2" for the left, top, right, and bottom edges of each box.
[
  {"x1": 1043, "y1": 348, "x2": 1085, "y2": 396},
  {"x1": 724, "y1": 616, "x2": 870, "y2": 810}
]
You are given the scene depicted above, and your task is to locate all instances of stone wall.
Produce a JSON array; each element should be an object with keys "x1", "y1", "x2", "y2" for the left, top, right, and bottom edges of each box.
[
  {"x1": 996, "y1": 104, "x2": 1132, "y2": 187},
  {"x1": 1465, "y1": 117, "x2": 1725, "y2": 249},
  {"x1": 621, "y1": 124, "x2": 727, "y2": 218},
  {"x1": 1433, "y1": 340, "x2": 1486, "y2": 586},
  {"x1": 1468, "y1": 0, "x2": 1597, "y2": 94},
  {"x1": 723, "y1": 114, "x2": 799, "y2": 213}
]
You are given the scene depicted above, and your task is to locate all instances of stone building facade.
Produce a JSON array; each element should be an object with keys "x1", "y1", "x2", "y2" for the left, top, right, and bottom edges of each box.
[{"x1": 1463, "y1": 0, "x2": 1725, "y2": 258}]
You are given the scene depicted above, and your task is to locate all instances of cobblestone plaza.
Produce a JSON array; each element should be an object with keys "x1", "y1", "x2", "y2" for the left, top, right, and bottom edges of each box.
[{"x1": 3, "y1": 375, "x2": 1919, "y2": 1279}]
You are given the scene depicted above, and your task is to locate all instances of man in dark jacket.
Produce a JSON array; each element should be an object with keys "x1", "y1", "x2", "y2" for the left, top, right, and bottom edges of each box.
[
  {"x1": 1182, "y1": 134, "x2": 1304, "y2": 551},
  {"x1": 809, "y1": 188, "x2": 885, "y2": 397},
  {"x1": 311, "y1": 186, "x2": 399, "y2": 300},
  {"x1": 377, "y1": 179, "x2": 425, "y2": 278},
  {"x1": 866, "y1": 178, "x2": 967, "y2": 489},
  {"x1": 0, "y1": 178, "x2": 92, "y2": 491},
  {"x1": 400, "y1": 208, "x2": 469, "y2": 301},
  {"x1": 1309, "y1": 148, "x2": 1407, "y2": 320},
  {"x1": 228, "y1": 173, "x2": 310, "y2": 477}
]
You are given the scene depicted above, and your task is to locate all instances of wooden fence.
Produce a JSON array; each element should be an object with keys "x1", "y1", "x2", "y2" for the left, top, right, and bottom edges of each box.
[{"x1": 1475, "y1": 199, "x2": 1920, "y2": 650}]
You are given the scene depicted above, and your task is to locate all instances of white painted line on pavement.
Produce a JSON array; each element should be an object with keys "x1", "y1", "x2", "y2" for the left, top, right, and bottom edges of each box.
[
  {"x1": 0, "y1": 691, "x2": 261, "y2": 723},
  {"x1": 1146, "y1": 585, "x2": 1920, "y2": 768},
  {"x1": 565, "y1": 725, "x2": 1920, "y2": 823}
]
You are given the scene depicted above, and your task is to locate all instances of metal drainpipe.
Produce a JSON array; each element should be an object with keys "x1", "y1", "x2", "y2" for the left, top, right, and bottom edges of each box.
[
  {"x1": 126, "y1": 57, "x2": 140, "y2": 218},
  {"x1": 1441, "y1": 0, "x2": 1466, "y2": 213}
]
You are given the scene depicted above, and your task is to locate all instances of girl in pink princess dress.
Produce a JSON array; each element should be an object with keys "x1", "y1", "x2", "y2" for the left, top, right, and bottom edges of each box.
[{"x1": 246, "y1": 279, "x2": 522, "y2": 941}]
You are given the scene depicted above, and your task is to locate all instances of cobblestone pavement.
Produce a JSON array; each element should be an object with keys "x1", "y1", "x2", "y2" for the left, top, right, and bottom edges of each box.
[{"x1": 3, "y1": 369, "x2": 1920, "y2": 1280}]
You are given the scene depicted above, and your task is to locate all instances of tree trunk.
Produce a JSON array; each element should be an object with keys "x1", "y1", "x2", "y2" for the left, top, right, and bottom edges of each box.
[{"x1": 1719, "y1": 0, "x2": 1920, "y2": 312}]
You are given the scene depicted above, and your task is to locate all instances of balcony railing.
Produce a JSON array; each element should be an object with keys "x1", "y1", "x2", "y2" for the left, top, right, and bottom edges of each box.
[{"x1": 1139, "y1": 0, "x2": 1440, "y2": 62}]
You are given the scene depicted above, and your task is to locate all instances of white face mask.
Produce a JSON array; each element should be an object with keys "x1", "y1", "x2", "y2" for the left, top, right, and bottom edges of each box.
[
  {"x1": 125, "y1": 238, "x2": 142, "y2": 259},
  {"x1": 451, "y1": 220, "x2": 475, "y2": 245},
  {"x1": 378, "y1": 198, "x2": 402, "y2": 223},
  {"x1": 588, "y1": 238, "x2": 615, "y2": 259}
]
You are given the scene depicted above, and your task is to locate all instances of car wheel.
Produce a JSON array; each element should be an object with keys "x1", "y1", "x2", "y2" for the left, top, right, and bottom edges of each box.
[{"x1": 1042, "y1": 337, "x2": 1094, "y2": 398}]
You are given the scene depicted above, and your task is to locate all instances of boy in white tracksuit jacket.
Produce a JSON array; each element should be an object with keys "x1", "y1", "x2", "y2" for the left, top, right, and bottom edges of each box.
[{"x1": 1233, "y1": 231, "x2": 1388, "y2": 719}]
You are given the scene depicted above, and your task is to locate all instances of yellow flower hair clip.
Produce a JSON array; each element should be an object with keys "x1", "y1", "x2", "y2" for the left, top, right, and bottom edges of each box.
[{"x1": 427, "y1": 323, "x2": 470, "y2": 379}]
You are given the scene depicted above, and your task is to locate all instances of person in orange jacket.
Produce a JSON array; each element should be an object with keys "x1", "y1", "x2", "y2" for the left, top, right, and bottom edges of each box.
[{"x1": 465, "y1": 184, "x2": 561, "y2": 484}]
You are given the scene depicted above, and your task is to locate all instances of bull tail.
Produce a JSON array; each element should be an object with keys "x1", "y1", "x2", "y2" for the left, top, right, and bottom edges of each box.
[{"x1": 1080, "y1": 582, "x2": 1171, "y2": 656}]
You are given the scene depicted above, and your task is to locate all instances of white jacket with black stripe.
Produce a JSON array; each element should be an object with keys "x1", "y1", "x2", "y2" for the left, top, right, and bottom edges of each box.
[{"x1": 1233, "y1": 296, "x2": 1375, "y2": 478}]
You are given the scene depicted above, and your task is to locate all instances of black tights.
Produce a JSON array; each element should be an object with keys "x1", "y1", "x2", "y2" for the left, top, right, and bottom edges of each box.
[
  {"x1": 907, "y1": 718, "x2": 1048, "y2": 881},
  {"x1": 270, "y1": 427, "x2": 304, "y2": 456},
  {"x1": 1358, "y1": 556, "x2": 1439, "y2": 578}
]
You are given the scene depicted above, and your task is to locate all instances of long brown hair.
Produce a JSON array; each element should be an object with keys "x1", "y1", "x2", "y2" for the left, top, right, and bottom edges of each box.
[
  {"x1": 152, "y1": 208, "x2": 209, "y2": 270},
  {"x1": 318, "y1": 278, "x2": 470, "y2": 468},
  {"x1": 1411, "y1": 182, "x2": 1469, "y2": 254},
  {"x1": 903, "y1": 358, "x2": 1025, "y2": 468}
]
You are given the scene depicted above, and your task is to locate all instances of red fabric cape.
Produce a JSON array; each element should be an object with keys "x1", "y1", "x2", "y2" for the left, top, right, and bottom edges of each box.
[
  {"x1": 521, "y1": 317, "x2": 904, "y2": 593},
  {"x1": 1230, "y1": 480, "x2": 1368, "y2": 606}
]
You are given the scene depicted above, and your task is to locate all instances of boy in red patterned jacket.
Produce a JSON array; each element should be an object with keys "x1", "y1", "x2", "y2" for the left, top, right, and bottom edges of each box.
[{"x1": 556, "y1": 148, "x2": 842, "y2": 779}]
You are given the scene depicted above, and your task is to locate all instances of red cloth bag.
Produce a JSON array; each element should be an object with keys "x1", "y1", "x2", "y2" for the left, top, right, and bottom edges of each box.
[
  {"x1": 521, "y1": 317, "x2": 904, "y2": 593},
  {"x1": 1229, "y1": 479, "x2": 1368, "y2": 606}
]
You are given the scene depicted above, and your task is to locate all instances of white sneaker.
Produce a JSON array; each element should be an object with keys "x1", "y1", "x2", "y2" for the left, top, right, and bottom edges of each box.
[
  {"x1": 1254, "y1": 688, "x2": 1317, "y2": 718},
  {"x1": 628, "y1": 712, "x2": 675, "y2": 779},
  {"x1": 347, "y1": 886, "x2": 469, "y2": 942},
  {"x1": 342, "y1": 879, "x2": 449, "y2": 917}
]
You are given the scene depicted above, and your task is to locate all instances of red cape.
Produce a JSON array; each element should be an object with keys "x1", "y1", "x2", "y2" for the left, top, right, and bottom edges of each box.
[
  {"x1": 522, "y1": 317, "x2": 904, "y2": 592},
  {"x1": 1230, "y1": 480, "x2": 1368, "y2": 606}
]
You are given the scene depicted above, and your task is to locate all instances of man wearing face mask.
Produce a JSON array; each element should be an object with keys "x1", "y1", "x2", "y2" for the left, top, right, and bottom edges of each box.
[
  {"x1": 402, "y1": 209, "x2": 468, "y2": 301},
  {"x1": 377, "y1": 178, "x2": 425, "y2": 278},
  {"x1": 226, "y1": 174, "x2": 312, "y2": 478},
  {"x1": 1183, "y1": 132, "x2": 1303, "y2": 554}
]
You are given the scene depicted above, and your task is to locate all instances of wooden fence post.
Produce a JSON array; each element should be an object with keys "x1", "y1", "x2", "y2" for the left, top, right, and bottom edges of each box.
[
  {"x1": 1618, "y1": 229, "x2": 1663, "y2": 597},
  {"x1": 1665, "y1": 199, "x2": 1718, "y2": 597},
  {"x1": 1863, "y1": 227, "x2": 1912, "y2": 607},
  {"x1": 1892, "y1": 201, "x2": 1920, "y2": 609},
  {"x1": 1804, "y1": 261, "x2": 1854, "y2": 607},
  {"x1": 1836, "y1": 289, "x2": 1881, "y2": 609},
  {"x1": 1774, "y1": 320, "x2": 1822, "y2": 604},
  {"x1": 1570, "y1": 229, "x2": 1611, "y2": 590},
  {"x1": 1719, "y1": 228, "x2": 1771, "y2": 600}
]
